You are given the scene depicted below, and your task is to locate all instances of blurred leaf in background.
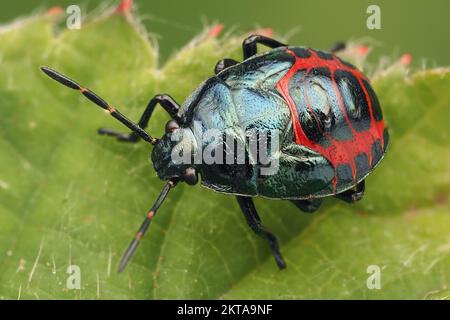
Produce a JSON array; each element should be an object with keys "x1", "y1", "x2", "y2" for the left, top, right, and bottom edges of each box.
[
  {"x1": 1, "y1": 0, "x2": 449, "y2": 67},
  {"x1": 0, "y1": 3, "x2": 449, "y2": 299}
]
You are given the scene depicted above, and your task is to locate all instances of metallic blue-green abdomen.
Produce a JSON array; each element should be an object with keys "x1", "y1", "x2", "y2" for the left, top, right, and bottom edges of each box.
[{"x1": 176, "y1": 47, "x2": 387, "y2": 199}]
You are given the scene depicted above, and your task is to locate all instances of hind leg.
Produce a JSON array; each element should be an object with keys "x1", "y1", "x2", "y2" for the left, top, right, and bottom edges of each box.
[
  {"x1": 290, "y1": 199, "x2": 322, "y2": 213},
  {"x1": 335, "y1": 180, "x2": 365, "y2": 203},
  {"x1": 329, "y1": 41, "x2": 346, "y2": 53}
]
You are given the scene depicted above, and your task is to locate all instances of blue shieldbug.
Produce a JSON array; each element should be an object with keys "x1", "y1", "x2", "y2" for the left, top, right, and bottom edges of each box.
[{"x1": 41, "y1": 34, "x2": 388, "y2": 271}]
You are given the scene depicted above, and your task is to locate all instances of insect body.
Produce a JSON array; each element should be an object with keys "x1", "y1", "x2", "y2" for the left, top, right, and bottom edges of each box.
[{"x1": 41, "y1": 35, "x2": 388, "y2": 271}]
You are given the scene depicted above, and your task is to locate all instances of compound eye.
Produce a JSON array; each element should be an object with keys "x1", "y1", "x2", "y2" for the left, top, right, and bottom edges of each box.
[
  {"x1": 184, "y1": 167, "x2": 198, "y2": 186},
  {"x1": 165, "y1": 120, "x2": 179, "y2": 133}
]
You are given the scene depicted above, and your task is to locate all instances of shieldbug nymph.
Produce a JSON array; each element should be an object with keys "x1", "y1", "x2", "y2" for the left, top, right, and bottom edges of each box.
[{"x1": 41, "y1": 34, "x2": 388, "y2": 271}]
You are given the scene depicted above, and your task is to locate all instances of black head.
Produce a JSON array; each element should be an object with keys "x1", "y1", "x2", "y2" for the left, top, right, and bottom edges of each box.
[{"x1": 151, "y1": 119, "x2": 199, "y2": 185}]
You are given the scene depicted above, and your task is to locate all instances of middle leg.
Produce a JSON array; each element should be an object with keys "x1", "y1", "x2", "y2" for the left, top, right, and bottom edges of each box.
[
  {"x1": 236, "y1": 196, "x2": 286, "y2": 269},
  {"x1": 214, "y1": 58, "x2": 239, "y2": 74},
  {"x1": 242, "y1": 34, "x2": 286, "y2": 59}
]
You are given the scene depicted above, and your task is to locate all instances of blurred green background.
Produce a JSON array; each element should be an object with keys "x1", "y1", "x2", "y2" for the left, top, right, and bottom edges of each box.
[{"x1": 0, "y1": 0, "x2": 448, "y2": 66}]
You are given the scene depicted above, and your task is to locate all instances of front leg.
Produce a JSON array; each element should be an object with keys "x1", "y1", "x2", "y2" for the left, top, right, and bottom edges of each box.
[
  {"x1": 98, "y1": 94, "x2": 181, "y2": 143},
  {"x1": 236, "y1": 196, "x2": 286, "y2": 269},
  {"x1": 242, "y1": 34, "x2": 286, "y2": 59}
]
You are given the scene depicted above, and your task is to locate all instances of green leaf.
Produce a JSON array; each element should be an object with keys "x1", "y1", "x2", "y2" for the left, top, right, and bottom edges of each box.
[{"x1": 0, "y1": 8, "x2": 449, "y2": 300}]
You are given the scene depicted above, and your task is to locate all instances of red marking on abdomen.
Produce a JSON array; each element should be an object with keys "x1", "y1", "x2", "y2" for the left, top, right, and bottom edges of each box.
[{"x1": 276, "y1": 49, "x2": 386, "y2": 192}]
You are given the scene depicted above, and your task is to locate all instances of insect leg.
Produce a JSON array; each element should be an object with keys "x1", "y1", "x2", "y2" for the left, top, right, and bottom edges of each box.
[
  {"x1": 335, "y1": 180, "x2": 365, "y2": 203},
  {"x1": 290, "y1": 198, "x2": 322, "y2": 213},
  {"x1": 236, "y1": 196, "x2": 286, "y2": 269},
  {"x1": 214, "y1": 58, "x2": 239, "y2": 74},
  {"x1": 329, "y1": 41, "x2": 346, "y2": 54},
  {"x1": 98, "y1": 94, "x2": 181, "y2": 143},
  {"x1": 242, "y1": 34, "x2": 286, "y2": 59}
]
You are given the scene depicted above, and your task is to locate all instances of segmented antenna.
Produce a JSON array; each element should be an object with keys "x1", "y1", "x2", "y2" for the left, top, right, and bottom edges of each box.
[
  {"x1": 117, "y1": 180, "x2": 177, "y2": 273},
  {"x1": 40, "y1": 66, "x2": 157, "y2": 145}
]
